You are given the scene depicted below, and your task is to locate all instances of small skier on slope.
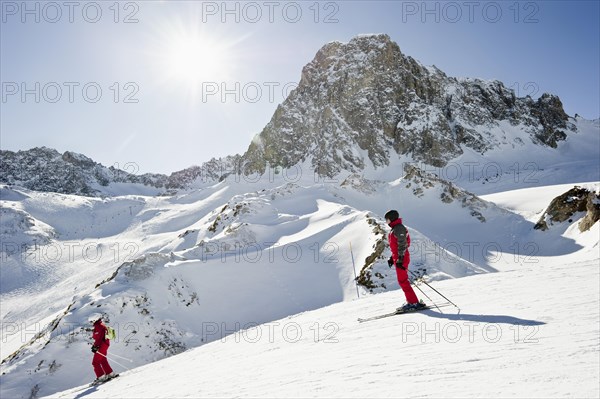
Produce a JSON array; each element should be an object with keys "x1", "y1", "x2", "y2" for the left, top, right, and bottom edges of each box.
[
  {"x1": 90, "y1": 317, "x2": 116, "y2": 385},
  {"x1": 385, "y1": 209, "x2": 426, "y2": 312}
]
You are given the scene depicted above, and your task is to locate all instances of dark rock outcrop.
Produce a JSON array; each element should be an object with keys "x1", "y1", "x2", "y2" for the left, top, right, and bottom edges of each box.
[{"x1": 534, "y1": 186, "x2": 600, "y2": 232}]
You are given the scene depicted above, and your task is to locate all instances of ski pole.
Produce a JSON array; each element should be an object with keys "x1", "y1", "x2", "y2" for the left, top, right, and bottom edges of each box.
[
  {"x1": 349, "y1": 242, "x2": 360, "y2": 299},
  {"x1": 96, "y1": 351, "x2": 131, "y2": 371},
  {"x1": 411, "y1": 280, "x2": 443, "y2": 313},
  {"x1": 106, "y1": 352, "x2": 133, "y2": 362},
  {"x1": 409, "y1": 270, "x2": 460, "y2": 311}
]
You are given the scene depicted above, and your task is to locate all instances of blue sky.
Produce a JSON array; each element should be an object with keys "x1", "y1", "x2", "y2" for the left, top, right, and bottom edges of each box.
[{"x1": 1, "y1": 0, "x2": 599, "y2": 174}]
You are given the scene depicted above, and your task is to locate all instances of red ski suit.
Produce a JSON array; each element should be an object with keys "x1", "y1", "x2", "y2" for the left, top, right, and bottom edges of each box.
[
  {"x1": 388, "y1": 218, "x2": 419, "y2": 304},
  {"x1": 92, "y1": 320, "x2": 113, "y2": 378}
]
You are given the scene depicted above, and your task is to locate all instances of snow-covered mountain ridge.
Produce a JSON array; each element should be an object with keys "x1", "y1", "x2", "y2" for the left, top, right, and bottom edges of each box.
[
  {"x1": 2, "y1": 35, "x2": 598, "y2": 197},
  {"x1": 0, "y1": 147, "x2": 242, "y2": 197}
]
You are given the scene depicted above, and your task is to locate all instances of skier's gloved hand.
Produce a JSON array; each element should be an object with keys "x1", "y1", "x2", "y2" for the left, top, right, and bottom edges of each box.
[
  {"x1": 396, "y1": 257, "x2": 406, "y2": 270},
  {"x1": 91, "y1": 346, "x2": 98, "y2": 353},
  {"x1": 387, "y1": 256, "x2": 394, "y2": 268}
]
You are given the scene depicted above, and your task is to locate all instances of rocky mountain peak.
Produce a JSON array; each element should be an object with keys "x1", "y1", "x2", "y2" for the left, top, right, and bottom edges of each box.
[
  {"x1": 61, "y1": 150, "x2": 97, "y2": 169},
  {"x1": 242, "y1": 34, "x2": 575, "y2": 177},
  {"x1": 300, "y1": 34, "x2": 401, "y2": 84}
]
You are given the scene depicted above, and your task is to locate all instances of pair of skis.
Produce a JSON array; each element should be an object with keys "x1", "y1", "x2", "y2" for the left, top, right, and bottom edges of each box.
[
  {"x1": 357, "y1": 302, "x2": 453, "y2": 323},
  {"x1": 89, "y1": 373, "x2": 120, "y2": 387}
]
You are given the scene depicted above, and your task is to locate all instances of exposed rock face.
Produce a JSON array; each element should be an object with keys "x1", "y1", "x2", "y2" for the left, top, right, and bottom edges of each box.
[
  {"x1": 0, "y1": 147, "x2": 241, "y2": 196},
  {"x1": 530, "y1": 93, "x2": 570, "y2": 147},
  {"x1": 166, "y1": 155, "x2": 242, "y2": 189},
  {"x1": 534, "y1": 186, "x2": 600, "y2": 232},
  {"x1": 0, "y1": 147, "x2": 167, "y2": 196},
  {"x1": 356, "y1": 214, "x2": 388, "y2": 291},
  {"x1": 242, "y1": 34, "x2": 574, "y2": 176},
  {"x1": 403, "y1": 164, "x2": 489, "y2": 222},
  {"x1": 579, "y1": 192, "x2": 600, "y2": 232}
]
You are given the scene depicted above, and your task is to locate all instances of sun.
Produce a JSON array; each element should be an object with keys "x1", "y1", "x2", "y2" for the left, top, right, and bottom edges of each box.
[
  {"x1": 146, "y1": 15, "x2": 250, "y2": 102},
  {"x1": 164, "y1": 33, "x2": 229, "y2": 84},
  {"x1": 148, "y1": 19, "x2": 246, "y2": 92}
]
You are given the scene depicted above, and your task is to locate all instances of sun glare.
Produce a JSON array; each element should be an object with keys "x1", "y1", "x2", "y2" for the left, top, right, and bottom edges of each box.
[
  {"x1": 165, "y1": 34, "x2": 228, "y2": 84},
  {"x1": 148, "y1": 16, "x2": 249, "y2": 102}
]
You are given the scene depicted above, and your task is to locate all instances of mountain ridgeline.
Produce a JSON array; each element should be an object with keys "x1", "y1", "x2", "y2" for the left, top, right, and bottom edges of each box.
[
  {"x1": 1, "y1": 34, "x2": 575, "y2": 195},
  {"x1": 242, "y1": 34, "x2": 573, "y2": 176},
  {"x1": 0, "y1": 147, "x2": 242, "y2": 196}
]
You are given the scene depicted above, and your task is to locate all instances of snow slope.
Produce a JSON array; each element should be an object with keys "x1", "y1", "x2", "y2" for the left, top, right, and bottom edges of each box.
[
  {"x1": 1, "y1": 177, "x2": 489, "y2": 398},
  {"x1": 50, "y1": 249, "x2": 599, "y2": 398},
  {"x1": 348, "y1": 116, "x2": 600, "y2": 196},
  {"x1": 452, "y1": 116, "x2": 600, "y2": 195},
  {"x1": 481, "y1": 182, "x2": 600, "y2": 223},
  {"x1": 2, "y1": 178, "x2": 598, "y2": 398}
]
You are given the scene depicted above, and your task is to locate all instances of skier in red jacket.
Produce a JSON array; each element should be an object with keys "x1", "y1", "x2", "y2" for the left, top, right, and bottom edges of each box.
[
  {"x1": 385, "y1": 210, "x2": 425, "y2": 312},
  {"x1": 91, "y1": 317, "x2": 115, "y2": 384}
]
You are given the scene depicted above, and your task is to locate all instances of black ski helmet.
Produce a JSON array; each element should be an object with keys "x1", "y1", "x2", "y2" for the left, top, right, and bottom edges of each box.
[{"x1": 384, "y1": 209, "x2": 399, "y2": 222}]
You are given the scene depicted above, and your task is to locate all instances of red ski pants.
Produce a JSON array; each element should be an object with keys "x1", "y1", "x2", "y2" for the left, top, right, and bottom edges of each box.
[
  {"x1": 92, "y1": 343, "x2": 113, "y2": 378},
  {"x1": 395, "y1": 252, "x2": 419, "y2": 304}
]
